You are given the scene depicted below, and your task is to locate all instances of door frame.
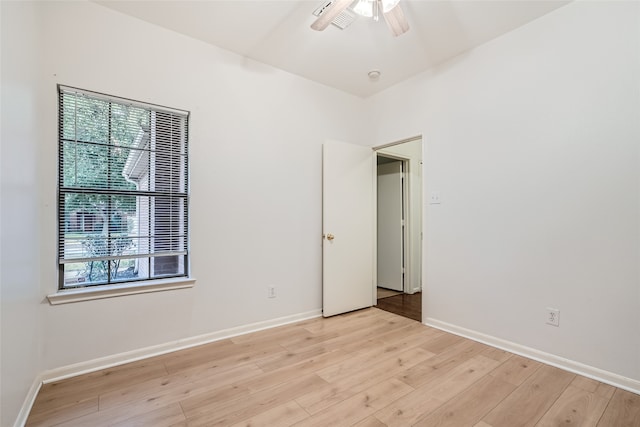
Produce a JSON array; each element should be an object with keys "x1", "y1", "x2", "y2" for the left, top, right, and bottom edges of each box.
[
  {"x1": 373, "y1": 136, "x2": 423, "y2": 305},
  {"x1": 376, "y1": 155, "x2": 407, "y2": 293}
]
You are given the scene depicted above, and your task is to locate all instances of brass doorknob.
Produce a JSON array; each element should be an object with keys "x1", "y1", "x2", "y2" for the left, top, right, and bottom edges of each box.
[{"x1": 326, "y1": 234, "x2": 335, "y2": 241}]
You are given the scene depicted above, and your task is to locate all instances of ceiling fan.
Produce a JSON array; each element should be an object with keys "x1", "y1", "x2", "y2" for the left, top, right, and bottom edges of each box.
[{"x1": 311, "y1": 0, "x2": 409, "y2": 37}]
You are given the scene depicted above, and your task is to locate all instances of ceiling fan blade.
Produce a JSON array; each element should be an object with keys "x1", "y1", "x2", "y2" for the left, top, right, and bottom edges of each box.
[
  {"x1": 311, "y1": 0, "x2": 353, "y2": 31},
  {"x1": 383, "y1": 3, "x2": 409, "y2": 37}
]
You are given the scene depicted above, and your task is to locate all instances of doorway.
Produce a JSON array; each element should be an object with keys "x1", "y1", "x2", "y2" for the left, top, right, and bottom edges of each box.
[
  {"x1": 377, "y1": 156, "x2": 404, "y2": 293},
  {"x1": 321, "y1": 137, "x2": 423, "y2": 321},
  {"x1": 375, "y1": 137, "x2": 422, "y2": 321}
]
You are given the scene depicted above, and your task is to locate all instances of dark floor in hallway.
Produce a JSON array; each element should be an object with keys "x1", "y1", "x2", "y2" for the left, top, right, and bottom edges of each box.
[{"x1": 376, "y1": 292, "x2": 421, "y2": 322}]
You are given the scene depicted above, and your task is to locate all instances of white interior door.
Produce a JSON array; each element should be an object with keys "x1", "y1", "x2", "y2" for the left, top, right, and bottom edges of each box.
[
  {"x1": 322, "y1": 140, "x2": 374, "y2": 317},
  {"x1": 377, "y1": 161, "x2": 404, "y2": 291}
]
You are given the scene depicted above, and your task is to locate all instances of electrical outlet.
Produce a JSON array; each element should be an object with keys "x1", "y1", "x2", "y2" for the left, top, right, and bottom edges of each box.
[
  {"x1": 267, "y1": 286, "x2": 276, "y2": 298},
  {"x1": 546, "y1": 308, "x2": 560, "y2": 327}
]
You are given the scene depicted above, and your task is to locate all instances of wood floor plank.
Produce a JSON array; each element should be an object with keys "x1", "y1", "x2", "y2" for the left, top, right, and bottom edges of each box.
[
  {"x1": 373, "y1": 390, "x2": 444, "y2": 426},
  {"x1": 162, "y1": 339, "x2": 285, "y2": 375},
  {"x1": 298, "y1": 309, "x2": 389, "y2": 335},
  {"x1": 380, "y1": 329, "x2": 445, "y2": 355},
  {"x1": 420, "y1": 332, "x2": 466, "y2": 354},
  {"x1": 293, "y1": 379, "x2": 414, "y2": 427},
  {"x1": 570, "y1": 376, "x2": 616, "y2": 399},
  {"x1": 422, "y1": 355, "x2": 502, "y2": 402},
  {"x1": 155, "y1": 339, "x2": 237, "y2": 372},
  {"x1": 272, "y1": 323, "x2": 417, "y2": 373},
  {"x1": 63, "y1": 365, "x2": 263, "y2": 426},
  {"x1": 229, "y1": 400, "x2": 309, "y2": 427},
  {"x1": 182, "y1": 374, "x2": 328, "y2": 426},
  {"x1": 282, "y1": 315, "x2": 413, "y2": 354},
  {"x1": 279, "y1": 324, "x2": 371, "y2": 352},
  {"x1": 243, "y1": 349, "x2": 350, "y2": 393},
  {"x1": 30, "y1": 359, "x2": 168, "y2": 416},
  {"x1": 597, "y1": 388, "x2": 640, "y2": 427},
  {"x1": 377, "y1": 323, "x2": 439, "y2": 345},
  {"x1": 571, "y1": 375, "x2": 600, "y2": 392},
  {"x1": 230, "y1": 323, "x2": 310, "y2": 345},
  {"x1": 315, "y1": 332, "x2": 436, "y2": 384},
  {"x1": 375, "y1": 355, "x2": 501, "y2": 426},
  {"x1": 99, "y1": 362, "x2": 263, "y2": 411},
  {"x1": 333, "y1": 324, "x2": 439, "y2": 356},
  {"x1": 488, "y1": 354, "x2": 542, "y2": 386},
  {"x1": 413, "y1": 375, "x2": 516, "y2": 427},
  {"x1": 535, "y1": 385, "x2": 609, "y2": 427},
  {"x1": 399, "y1": 340, "x2": 489, "y2": 389},
  {"x1": 352, "y1": 415, "x2": 388, "y2": 427},
  {"x1": 481, "y1": 347, "x2": 513, "y2": 363},
  {"x1": 55, "y1": 378, "x2": 249, "y2": 427},
  {"x1": 253, "y1": 343, "x2": 335, "y2": 373},
  {"x1": 25, "y1": 397, "x2": 98, "y2": 427},
  {"x1": 109, "y1": 403, "x2": 185, "y2": 427},
  {"x1": 175, "y1": 380, "x2": 254, "y2": 418},
  {"x1": 593, "y1": 382, "x2": 616, "y2": 400},
  {"x1": 296, "y1": 347, "x2": 434, "y2": 415},
  {"x1": 54, "y1": 405, "x2": 177, "y2": 427},
  {"x1": 482, "y1": 365, "x2": 575, "y2": 427},
  {"x1": 317, "y1": 319, "x2": 432, "y2": 355}
]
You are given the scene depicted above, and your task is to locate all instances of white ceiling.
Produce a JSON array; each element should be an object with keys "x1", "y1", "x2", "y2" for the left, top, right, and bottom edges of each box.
[{"x1": 95, "y1": 0, "x2": 570, "y2": 98}]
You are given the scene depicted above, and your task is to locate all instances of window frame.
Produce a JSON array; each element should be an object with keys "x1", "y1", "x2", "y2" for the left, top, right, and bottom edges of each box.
[{"x1": 56, "y1": 85, "x2": 191, "y2": 292}]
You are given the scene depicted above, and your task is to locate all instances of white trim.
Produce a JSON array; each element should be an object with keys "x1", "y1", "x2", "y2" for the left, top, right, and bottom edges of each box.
[
  {"x1": 372, "y1": 151, "x2": 378, "y2": 307},
  {"x1": 58, "y1": 85, "x2": 189, "y2": 117},
  {"x1": 372, "y1": 135, "x2": 422, "y2": 151},
  {"x1": 47, "y1": 277, "x2": 196, "y2": 305},
  {"x1": 424, "y1": 318, "x2": 640, "y2": 395},
  {"x1": 13, "y1": 375, "x2": 43, "y2": 427},
  {"x1": 41, "y1": 309, "x2": 322, "y2": 384},
  {"x1": 375, "y1": 155, "x2": 409, "y2": 294}
]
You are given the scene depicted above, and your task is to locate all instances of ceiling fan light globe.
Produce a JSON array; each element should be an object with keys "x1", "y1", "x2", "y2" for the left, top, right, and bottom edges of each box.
[
  {"x1": 381, "y1": 0, "x2": 400, "y2": 13},
  {"x1": 352, "y1": 0, "x2": 374, "y2": 18},
  {"x1": 353, "y1": 0, "x2": 401, "y2": 18}
]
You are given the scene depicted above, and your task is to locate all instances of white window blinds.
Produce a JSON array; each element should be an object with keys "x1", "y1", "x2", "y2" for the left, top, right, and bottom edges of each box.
[{"x1": 58, "y1": 86, "x2": 189, "y2": 288}]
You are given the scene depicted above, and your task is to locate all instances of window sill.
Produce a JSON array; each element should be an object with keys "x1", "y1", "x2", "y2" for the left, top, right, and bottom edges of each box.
[{"x1": 47, "y1": 277, "x2": 196, "y2": 305}]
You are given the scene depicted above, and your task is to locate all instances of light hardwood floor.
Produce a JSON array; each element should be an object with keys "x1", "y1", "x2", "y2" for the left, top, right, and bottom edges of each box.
[{"x1": 26, "y1": 308, "x2": 640, "y2": 427}]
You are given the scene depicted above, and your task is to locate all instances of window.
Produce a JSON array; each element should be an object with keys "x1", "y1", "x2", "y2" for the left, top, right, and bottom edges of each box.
[{"x1": 58, "y1": 86, "x2": 189, "y2": 289}]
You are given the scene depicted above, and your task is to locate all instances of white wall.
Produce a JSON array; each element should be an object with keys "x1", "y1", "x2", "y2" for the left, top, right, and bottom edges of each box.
[
  {"x1": 368, "y1": 1, "x2": 640, "y2": 382},
  {"x1": 1, "y1": 2, "x2": 46, "y2": 426},
  {"x1": 0, "y1": 1, "x2": 367, "y2": 424}
]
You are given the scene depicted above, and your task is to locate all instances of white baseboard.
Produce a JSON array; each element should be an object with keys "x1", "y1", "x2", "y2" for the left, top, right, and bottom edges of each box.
[
  {"x1": 13, "y1": 375, "x2": 43, "y2": 427},
  {"x1": 42, "y1": 309, "x2": 322, "y2": 384},
  {"x1": 14, "y1": 309, "x2": 321, "y2": 427},
  {"x1": 424, "y1": 318, "x2": 640, "y2": 395}
]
